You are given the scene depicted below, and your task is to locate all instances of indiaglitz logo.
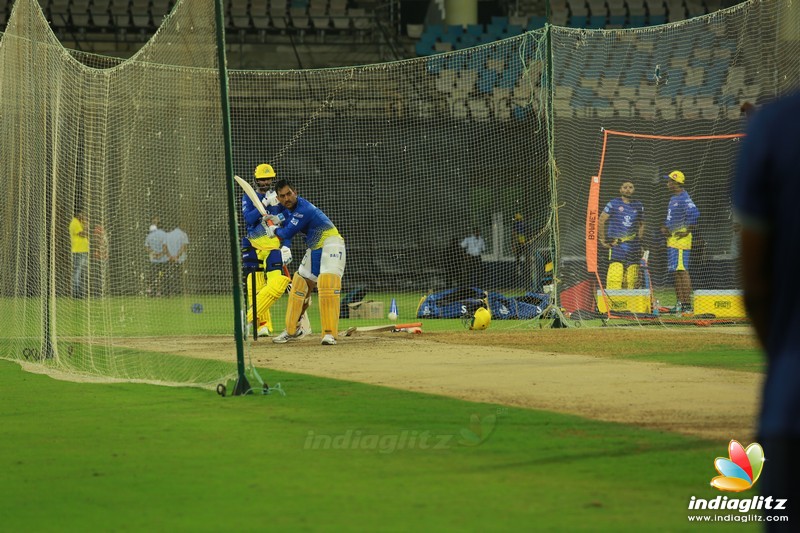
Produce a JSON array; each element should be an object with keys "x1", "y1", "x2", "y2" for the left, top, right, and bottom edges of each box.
[{"x1": 710, "y1": 440, "x2": 765, "y2": 492}]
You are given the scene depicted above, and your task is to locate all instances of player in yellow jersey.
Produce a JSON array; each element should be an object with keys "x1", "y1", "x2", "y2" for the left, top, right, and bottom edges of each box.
[{"x1": 241, "y1": 164, "x2": 310, "y2": 338}]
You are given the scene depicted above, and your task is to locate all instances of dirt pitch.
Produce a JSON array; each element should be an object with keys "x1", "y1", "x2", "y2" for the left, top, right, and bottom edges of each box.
[{"x1": 118, "y1": 327, "x2": 763, "y2": 442}]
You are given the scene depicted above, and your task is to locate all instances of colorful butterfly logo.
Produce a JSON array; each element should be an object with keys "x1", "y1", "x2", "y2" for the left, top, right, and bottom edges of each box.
[{"x1": 710, "y1": 440, "x2": 765, "y2": 492}]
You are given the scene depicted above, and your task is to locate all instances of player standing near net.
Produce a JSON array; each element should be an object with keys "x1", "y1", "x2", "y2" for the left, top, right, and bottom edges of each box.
[
  {"x1": 733, "y1": 92, "x2": 800, "y2": 527},
  {"x1": 598, "y1": 181, "x2": 645, "y2": 289},
  {"x1": 660, "y1": 170, "x2": 699, "y2": 314},
  {"x1": 69, "y1": 210, "x2": 89, "y2": 298},
  {"x1": 267, "y1": 178, "x2": 345, "y2": 346},
  {"x1": 242, "y1": 164, "x2": 310, "y2": 339}
]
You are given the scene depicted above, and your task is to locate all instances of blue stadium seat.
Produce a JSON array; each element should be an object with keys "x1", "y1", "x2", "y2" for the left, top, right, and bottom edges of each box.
[
  {"x1": 485, "y1": 23, "x2": 506, "y2": 37},
  {"x1": 491, "y1": 16, "x2": 509, "y2": 28},
  {"x1": 425, "y1": 24, "x2": 444, "y2": 39},
  {"x1": 458, "y1": 34, "x2": 479, "y2": 49},
  {"x1": 607, "y1": 15, "x2": 626, "y2": 26},
  {"x1": 447, "y1": 24, "x2": 464, "y2": 36},
  {"x1": 416, "y1": 41, "x2": 436, "y2": 57},
  {"x1": 570, "y1": 15, "x2": 588, "y2": 27},
  {"x1": 628, "y1": 15, "x2": 646, "y2": 26},
  {"x1": 505, "y1": 24, "x2": 524, "y2": 36},
  {"x1": 426, "y1": 54, "x2": 448, "y2": 73},
  {"x1": 441, "y1": 32, "x2": 460, "y2": 45},
  {"x1": 497, "y1": 70, "x2": 519, "y2": 89},
  {"x1": 465, "y1": 49, "x2": 488, "y2": 70},
  {"x1": 528, "y1": 16, "x2": 547, "y2": 30},
  {"x1": 447, "y1": 54, "x2": 467, "y2": 70},
  {"x1": 466, "y1": 24, "x2": 484, "y2": 36},
  {"x1": 648, "y1": 14, "x2": 666, "y2": 25},
  {"x1": 477, "y1": 69, "x2": 499, "y2": 94},
  {"x1": 588, "y1": 16, "x2": 606, "y2": 28}
]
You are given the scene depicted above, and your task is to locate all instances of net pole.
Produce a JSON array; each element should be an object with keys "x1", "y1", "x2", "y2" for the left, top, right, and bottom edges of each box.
[
  {"x1": 214, "y1": 0, "x2": 250, "y2": 395},
  {"x1": 544, "y1": 22, "x2": 560, "y2": 307}
]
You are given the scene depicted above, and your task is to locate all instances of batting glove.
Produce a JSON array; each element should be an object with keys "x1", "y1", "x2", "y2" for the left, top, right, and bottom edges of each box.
[
  {"x1": 262, "y1": 190, "x2": 279, "y2": 207},
  {"x1": 280, "y1": 246, "x2": 293, "y2": 265}
]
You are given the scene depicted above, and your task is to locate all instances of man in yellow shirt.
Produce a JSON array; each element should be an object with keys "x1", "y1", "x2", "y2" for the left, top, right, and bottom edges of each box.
[{"x1": 69, "y1": 210, "x2": 89, "y2": 298}]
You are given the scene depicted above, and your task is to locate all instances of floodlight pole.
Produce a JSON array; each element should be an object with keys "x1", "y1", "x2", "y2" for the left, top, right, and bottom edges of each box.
[{"x1": 214, "y1": 0, "x2": 250, "y2": 395}]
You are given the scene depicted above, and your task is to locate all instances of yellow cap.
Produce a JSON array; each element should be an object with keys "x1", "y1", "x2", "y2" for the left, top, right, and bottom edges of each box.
[
  {"x1": 664, "y1": 170, "x2": 685, "y2": 184},
  {"x1": 254, "y1": 163, "x2": 276, "y2": 180},
  {"x1": 514, "y1": 213, "x2": 523, "y2": 221}
]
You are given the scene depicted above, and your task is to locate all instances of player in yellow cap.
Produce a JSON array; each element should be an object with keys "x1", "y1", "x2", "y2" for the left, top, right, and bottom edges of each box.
[
  {"x1": 242, "y1": 163, "x2": 310, "y2": 338},
  {"x1": 660, "y1": 170, "x2": 699, "y2": 314}
]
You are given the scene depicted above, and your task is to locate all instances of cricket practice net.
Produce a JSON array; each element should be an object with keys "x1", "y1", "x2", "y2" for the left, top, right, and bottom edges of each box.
[
  {"x1": 0, "y1": 0, "x2": 236, "y2": 386},
  {"x1": 1, "y1": 0, "x2": 799, "y2": 386},
  {"x1": 551, "y1": 0, "x2": 800, "y2": 325}
]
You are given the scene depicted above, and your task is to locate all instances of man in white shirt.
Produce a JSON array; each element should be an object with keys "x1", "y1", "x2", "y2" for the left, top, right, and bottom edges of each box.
[
  {"x1": 164, "y1": 225, "x2": 189, "y2": 295},
  {"x1": 460, "y1": 228, "x2": 486, "y2": 288},
  {"x1": 145, "y1": 224, "x2": 168, "y2": 296}
]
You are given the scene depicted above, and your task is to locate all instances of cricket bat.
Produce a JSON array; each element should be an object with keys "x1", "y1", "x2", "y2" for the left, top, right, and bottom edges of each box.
[
  {"x1": 341, "y1": 322, "x2": 423, "y2": 337},
  {"x1": 234, "y1": 175, "x2": 290, "y2": 278},
  {"x1": 234, "y1": 175, "x2": 267, "y2": 216},
  {"x1": 640, "y1": 250, "x2": 655, "y2": 311}
]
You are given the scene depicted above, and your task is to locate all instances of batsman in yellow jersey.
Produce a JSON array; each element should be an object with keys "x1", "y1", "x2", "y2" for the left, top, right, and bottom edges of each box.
[{"x1": 241, "y1": 164, "x2": 310, "y2": 338}]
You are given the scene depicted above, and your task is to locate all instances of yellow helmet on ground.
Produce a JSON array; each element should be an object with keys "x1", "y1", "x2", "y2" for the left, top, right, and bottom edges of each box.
[
  {"x1": 470, "y1": 307, "x2": 491, "y2": 330},
  {"x1": 254, "y1": 163, "x2": 276, "y2": 180}
]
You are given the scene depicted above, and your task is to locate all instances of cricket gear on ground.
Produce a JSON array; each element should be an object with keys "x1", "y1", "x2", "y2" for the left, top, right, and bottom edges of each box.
[
  {"x1": 262, "y1": 190, "x2": 279, "y2": 207},
  {"x1": 321, "y1": 334, "x2": 337, "y2": 345},
  {"x1": 285, "y1": 272, "x2": 310, "y2": 336},
  {"x1": 254, "y1": 163, "x2": 276, "y2": 180},
  {"x1": 246, "y1": 270, "x2": 290, "y2": 325},
  {"x1": 280, "y1": 246, "x2": 292, "y2": 265},
  {"x1": 663, "y1": 169, "x2": 685, "y2": 184},
  {"x1": 470, "y1": 307, "x2": 491, "y2": 330},
  {"x1": 318, "y1": 273, "x2": 342, "y2": 339}
]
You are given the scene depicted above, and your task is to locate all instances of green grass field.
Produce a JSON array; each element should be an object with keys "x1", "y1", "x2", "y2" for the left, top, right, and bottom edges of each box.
[
  {"x1": 0, "y1": 358, "x2": 761, "y2": 531},
  {"x1": 0, "y1": 292, "x2": 767, "y2": 530}
]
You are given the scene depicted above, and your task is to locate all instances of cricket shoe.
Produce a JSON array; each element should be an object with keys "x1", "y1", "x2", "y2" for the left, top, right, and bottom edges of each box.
[
  {"x1": 293, "y1": 326, "x2": 311, "y2": 340},
  {"x1": 272, "y1": 330, "x2": 291, "y2": 344},
  {"x1": 257, "y1": 324, "x2": 272, "y2": 337},
  {"x1": 321, "y1": 334, "x2": 337, "y2": 346}
]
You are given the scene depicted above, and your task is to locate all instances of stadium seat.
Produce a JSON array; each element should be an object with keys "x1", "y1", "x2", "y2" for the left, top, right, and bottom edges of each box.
[
  {"x1": 569, "y1": 15, "x2": 588, "y2": 27},
  {"x1": 466, "y1": 24, "x2": 483, "y2": 36},
  {"x1": 416, "y1": 40, "x2": 435, "y2": 56},
  {"x1": 648, "y1": 14, "x2": 666, "y2": 25},
  {"x1": 527, "y1": 16, "x2": 547, "y2": 30},
  {"x1": 447, "y1": 24, "x2": 464, "y2": 37},
  {"x1": 588, "y1": 15, "x2": 606, "y2": 28},
  {"x1": 477, "y1": 68, "x2": 498, "y2": 94},
  {"x1": 505, "y1": 24, "x2": 524, "y2": 36},
  {"x1": 628, "y1": 14, "x2": 646, "y2": 26},
  {"x1": 491, "y1": 16, "x2": 509, "y2": 28}
]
